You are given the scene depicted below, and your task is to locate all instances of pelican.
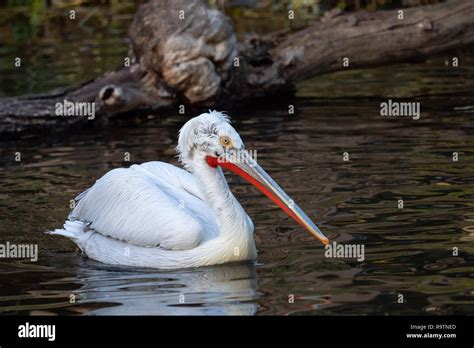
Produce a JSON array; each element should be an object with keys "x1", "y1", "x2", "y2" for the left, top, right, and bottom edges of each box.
[{"x1": 51, "y1": 111, "x2": 329, "y2": 269}]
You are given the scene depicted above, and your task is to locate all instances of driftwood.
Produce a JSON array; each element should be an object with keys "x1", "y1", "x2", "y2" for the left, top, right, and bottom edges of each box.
[{"x1": 1, "y1": 0, "x2": 473, "y2": 135}]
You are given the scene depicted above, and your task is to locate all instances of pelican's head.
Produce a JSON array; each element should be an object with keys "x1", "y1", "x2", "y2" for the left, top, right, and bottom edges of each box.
[
  {"x1": 177, "y1": 111, "x2": 244, "y2": 168},
  {"x1": 177, "y1": 111, "x2": 329, "y2": 246}
]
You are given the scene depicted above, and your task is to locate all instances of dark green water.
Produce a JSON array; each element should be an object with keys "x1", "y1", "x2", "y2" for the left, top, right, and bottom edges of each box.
[{"x1": 0, "y1": 2, "x2": 473, "y2": 315}]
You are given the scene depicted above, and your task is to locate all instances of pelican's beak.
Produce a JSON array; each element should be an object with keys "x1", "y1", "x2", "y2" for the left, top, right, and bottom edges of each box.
[{"x1": 206, "y1": 151, "x2": 329, "y2": 245}]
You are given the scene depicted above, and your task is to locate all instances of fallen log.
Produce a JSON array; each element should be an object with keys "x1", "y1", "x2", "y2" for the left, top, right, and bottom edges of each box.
[{"x1": 0, "y1": 0, "x2": 473, "y2": 135}]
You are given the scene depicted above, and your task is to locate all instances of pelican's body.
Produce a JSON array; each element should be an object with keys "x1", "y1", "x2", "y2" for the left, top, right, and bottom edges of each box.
[{"x1": 52, "y1": 111, "x2": 327, "y2": 269}]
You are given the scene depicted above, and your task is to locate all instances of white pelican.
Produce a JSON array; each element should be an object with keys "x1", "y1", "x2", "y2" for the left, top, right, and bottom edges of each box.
[{"x1": 51, "y1": 111, "x2": 329, "y2": 269}]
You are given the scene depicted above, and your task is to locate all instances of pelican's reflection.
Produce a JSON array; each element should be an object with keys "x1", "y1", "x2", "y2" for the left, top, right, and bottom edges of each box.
[{"x1": 74, "y1": 261, "x2": 259, "y2": 315}]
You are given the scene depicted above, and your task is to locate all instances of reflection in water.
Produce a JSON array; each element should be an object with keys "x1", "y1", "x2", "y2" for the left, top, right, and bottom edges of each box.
[
  {"x1": 0, "y1": 257, "x2": 259, "y2": 315},
  {"x1": 77, "y1": 261, "x2": 259, "y2": 315}
]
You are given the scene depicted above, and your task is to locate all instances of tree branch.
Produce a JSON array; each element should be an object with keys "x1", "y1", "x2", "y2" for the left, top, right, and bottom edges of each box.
[{"x1": 0, "y1": 0, "x2": 472, "y2": 135}]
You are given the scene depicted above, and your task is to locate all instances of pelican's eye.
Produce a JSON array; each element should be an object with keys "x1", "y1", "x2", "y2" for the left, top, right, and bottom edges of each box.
[{"x1": 220, "y1": 136, "x2": 232, "y2": 147}]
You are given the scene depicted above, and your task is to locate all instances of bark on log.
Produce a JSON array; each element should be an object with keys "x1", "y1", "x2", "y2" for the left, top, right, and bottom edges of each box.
[{"x1": 0, "y1": 0, "x2": 473, "y2": 135}]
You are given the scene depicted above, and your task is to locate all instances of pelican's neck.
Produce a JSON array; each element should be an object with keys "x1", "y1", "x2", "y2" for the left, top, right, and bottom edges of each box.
[{"x1": 190, "y1": 158, "x2": 251, "y2": 237}]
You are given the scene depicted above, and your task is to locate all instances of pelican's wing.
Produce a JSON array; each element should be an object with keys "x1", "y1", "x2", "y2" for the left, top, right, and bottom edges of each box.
[{"x1": 69, "y1": 162, "x2": 218, "y2": 250}]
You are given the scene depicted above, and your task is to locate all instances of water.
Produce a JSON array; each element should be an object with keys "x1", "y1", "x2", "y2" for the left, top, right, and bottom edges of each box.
[{"x1": 0, "y1": 2, "x2": 473, "y2": 315}]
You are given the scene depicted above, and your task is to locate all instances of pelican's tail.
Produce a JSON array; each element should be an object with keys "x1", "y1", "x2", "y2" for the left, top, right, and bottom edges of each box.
[{"x1": 48, "y1": 220, "x2": 93, "y2": 251}]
